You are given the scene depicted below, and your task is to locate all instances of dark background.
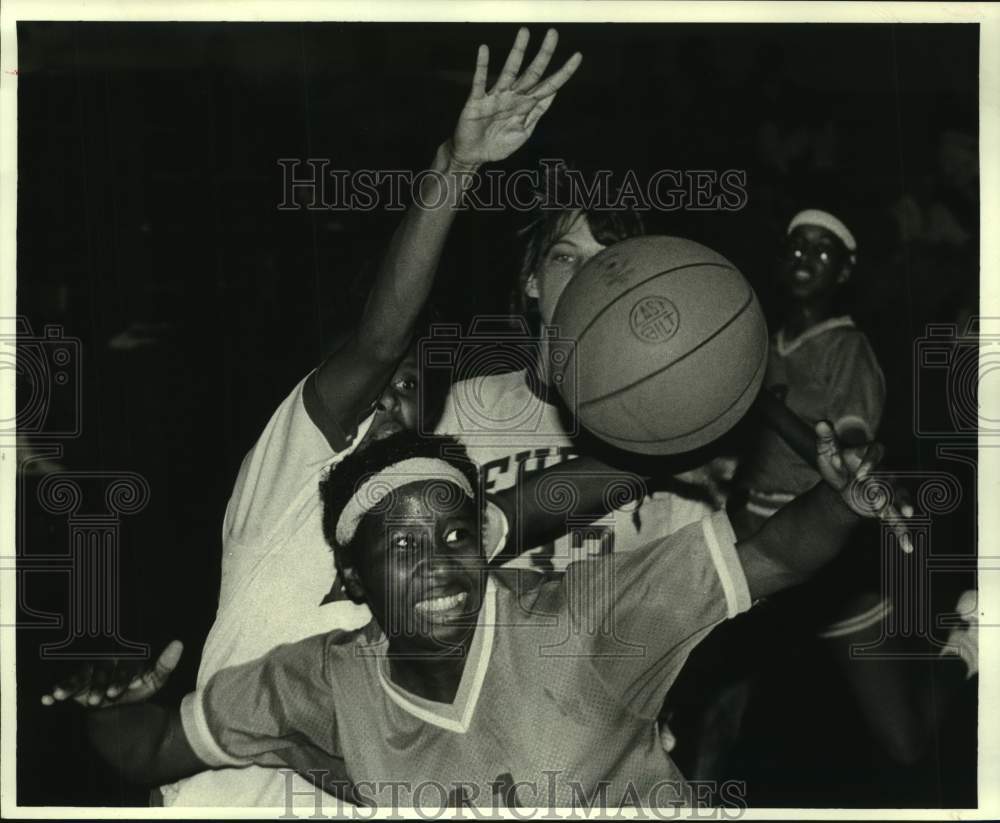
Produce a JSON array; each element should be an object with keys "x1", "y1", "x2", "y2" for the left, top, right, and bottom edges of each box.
[{"x1": 15, "y1": 22, "x2": 979, "y2": 807}]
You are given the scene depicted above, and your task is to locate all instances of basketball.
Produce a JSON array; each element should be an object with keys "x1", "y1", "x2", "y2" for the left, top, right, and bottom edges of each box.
[{"x1": 550, "y1": 236, "x2": 768, "y2": 455}]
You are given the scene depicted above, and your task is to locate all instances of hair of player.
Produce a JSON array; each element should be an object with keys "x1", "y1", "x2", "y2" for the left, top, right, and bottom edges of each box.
[
  {"x1": 511, "y1": 166, "x2": 646, "y2": 316},
  {"x1": 319, "y1": 431, "x2": 481, "y2": 579}
]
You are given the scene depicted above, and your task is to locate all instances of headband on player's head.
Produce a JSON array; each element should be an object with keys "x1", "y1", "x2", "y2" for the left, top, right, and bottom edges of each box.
[
  {"x1": 787, "y1": 209, "x2": 857, "y2": 254},
  {"x1": 334, "y1": 457, "x2": 475, "y2": 547}
]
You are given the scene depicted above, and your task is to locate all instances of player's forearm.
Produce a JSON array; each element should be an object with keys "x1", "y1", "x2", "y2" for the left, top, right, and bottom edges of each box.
[
  {"x1": 491, "y1": 457, "x2": 646, "y2": 559},
  {"x1": 746, "y1": 481, "x2": 859, "y2": 588},
  {"x1": 86, "y1": 703, "x2": 198, "y2": 786},
  {"x1": 357, "y1": 141, "x2": 479, "y2": 362}
]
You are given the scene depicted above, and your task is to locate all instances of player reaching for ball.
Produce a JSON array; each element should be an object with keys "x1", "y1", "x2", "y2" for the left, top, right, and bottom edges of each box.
[
  {"x1": 131, "y1": 29, "x2": 583, "y2": 808},
  {"x1": 435, "y1": 175, "x2": 719, "y2": 578},
  {"x1": 43, "y1": 423, "x2": 911, "y2": 809}
]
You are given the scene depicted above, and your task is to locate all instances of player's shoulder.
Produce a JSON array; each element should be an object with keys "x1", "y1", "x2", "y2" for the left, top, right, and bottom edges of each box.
[
  {"x1": 824, "y1": 320, "x2": 881, "y2": 364},
  {"x1": 815, "y1": 316, "x2": 868, "y2": 345},
  {"x1": 447, "y1": 370, "x2": 529, "y2": 405},
  {"x1": 490, "y1": 566, "x2": 563, "y2": 615},
  {"x1": 438, "y1": 369, "x2": 534, "y2": 434},
  {"x1": 319, "y1": 622, "x2": 381, "y2": 662}
]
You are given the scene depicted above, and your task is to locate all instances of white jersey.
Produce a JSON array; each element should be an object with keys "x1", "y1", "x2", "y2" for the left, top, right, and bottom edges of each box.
[
  {"x1": 160, "y1": 373, "x2": 373, "y2": 807},
  {"x1": 435, "y1": 370, "x2": 711, "y2": 570}
]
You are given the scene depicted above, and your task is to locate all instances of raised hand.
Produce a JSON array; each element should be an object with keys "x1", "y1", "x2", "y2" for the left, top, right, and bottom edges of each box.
[
  {"x1": 41, "y1": 640, "x2": 183, "y2": 709},
  {"x1": 814, "y1": 421, "x2": 913, "y2": 553},
  {"x1": 451, "y1": 27, "x2": 582, "y2": 166}
]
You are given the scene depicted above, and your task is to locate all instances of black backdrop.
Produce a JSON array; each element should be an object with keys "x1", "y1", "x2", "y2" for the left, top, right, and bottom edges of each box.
[{"x1": 15, "y1": 21, "x2": 978, "y2": 807}]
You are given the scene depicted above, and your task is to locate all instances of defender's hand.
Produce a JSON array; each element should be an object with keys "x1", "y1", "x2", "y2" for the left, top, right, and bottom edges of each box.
[
  {"x1": 41, "y1": 640, "x2": 183, "y2": 709},
  {"x1": 814, "y1": 421, "x2": 913, "y2": 553},
  {"x1": 451, "y1": 27, "x2": 582, "y2": 166}
]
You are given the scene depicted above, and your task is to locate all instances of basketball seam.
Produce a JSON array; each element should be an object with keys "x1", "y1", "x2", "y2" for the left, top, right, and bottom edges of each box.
[
  {"x1": 566, "y1": 261, "x2": 736, "y2": 344},
  {"x1": 578, "y1": 287, "x2": 756, "y2": 407},
  {"x1": 559, "y1": 261, "x2": 736, "y2": 379},
  {"x1": 580, "y1": 333, "x2": 767, "y2": 444}
]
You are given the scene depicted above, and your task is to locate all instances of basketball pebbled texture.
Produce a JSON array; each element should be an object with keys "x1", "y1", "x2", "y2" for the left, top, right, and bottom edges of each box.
[{"x1": 551, "y1": 236, "x2": 769, "y2": 455}]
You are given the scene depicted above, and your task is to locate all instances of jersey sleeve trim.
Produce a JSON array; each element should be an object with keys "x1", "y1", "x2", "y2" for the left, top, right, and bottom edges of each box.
[
  {"x1": 817, "y1": 597, "x2": 893, "y2": 638},
  {"x1": 302, "y1": 369, "x2": 376, "y2": 452},
  {"x1": 179, "y1": 690, "x2": 253, "y2": 769},
  {"x1": 702, "y1": 511, "x2": 752, "y2": 619},
  {"x1": 483, "y1": 500, "x2": 510, "y2": 561}
]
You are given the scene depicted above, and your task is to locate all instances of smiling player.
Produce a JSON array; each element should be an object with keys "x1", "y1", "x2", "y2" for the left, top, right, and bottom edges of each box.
[{"x1": 47, "y1": 421, "x2": 910, "y2": 810}]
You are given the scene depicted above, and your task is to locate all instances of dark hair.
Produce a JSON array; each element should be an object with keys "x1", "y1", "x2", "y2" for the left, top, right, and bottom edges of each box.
[
  {"x1": 319, "y1": 431, "x2": 479, "y2": 577},
  {"x1": 511, "y1": 164, "x2": 646, "y2": 316}
]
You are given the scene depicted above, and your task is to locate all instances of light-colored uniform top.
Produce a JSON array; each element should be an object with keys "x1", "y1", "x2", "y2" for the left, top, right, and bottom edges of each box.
[{"x1": 435, "y1": 369, "x2": 712, "y2": 570}]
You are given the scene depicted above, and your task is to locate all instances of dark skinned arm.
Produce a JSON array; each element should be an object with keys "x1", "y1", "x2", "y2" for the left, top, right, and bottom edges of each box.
[
  {"x1": 488, "y1": 456, "x2": 646, "y2": 564},
  {"x1": 86, "y1": 703, "x2": 208, "y2": 786},
  {"x1": 737, "y1": 421, "x2": 910, "y2": 600},
  {"x1": 306, "y1": 29, "x2": 582, "y2": 444}
]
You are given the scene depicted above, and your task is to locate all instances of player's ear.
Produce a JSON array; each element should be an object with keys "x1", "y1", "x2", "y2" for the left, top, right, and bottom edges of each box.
[
  {"x1": 340, "y1": 565, "x2": 367, "y2": 603},
  {"x1": 524, "y1": 273, "x2": 540, "y2": 300},
  {"x1": 837, "y1": 253, "x2": 856, "y2": 284}
]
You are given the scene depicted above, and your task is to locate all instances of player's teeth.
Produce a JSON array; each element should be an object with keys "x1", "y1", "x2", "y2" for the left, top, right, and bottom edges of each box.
[
  {"x1": 415, "y1": 592, "x2": 467, "y2": 614},
  {"x1": 794, "y1": 269, "x2": 811, "y2": 281}
]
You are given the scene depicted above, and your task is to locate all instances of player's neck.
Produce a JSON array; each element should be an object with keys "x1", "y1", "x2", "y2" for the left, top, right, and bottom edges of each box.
[
  {"x1": 784, "y1": 298, "x2": 838, "y2": 340},
  {"x1": 387, "y1": 640, "x2": 472, "y2": 704}
]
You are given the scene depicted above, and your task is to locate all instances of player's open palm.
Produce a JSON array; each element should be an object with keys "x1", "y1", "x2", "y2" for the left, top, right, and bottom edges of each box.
[
  {"x1": 452, "y1": 27, "x2": 582, "y2": 165},
  {"x1": 41, "y1": 640, "x2": 183, "y2": 709},
  {"x1": 814, "y1": 421, "x2": 913, "y2": 553}
]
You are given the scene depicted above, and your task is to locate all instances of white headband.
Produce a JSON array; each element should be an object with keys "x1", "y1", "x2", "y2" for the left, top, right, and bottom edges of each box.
[
  {"x1": 334, "y1": 457, "x2": 475, "y2": 546},
  {"x1": 787, "y1": 209, "x2": 857, "y2": 253}
]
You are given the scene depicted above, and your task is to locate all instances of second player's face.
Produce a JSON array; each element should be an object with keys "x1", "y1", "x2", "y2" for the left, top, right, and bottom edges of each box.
[
  {"x1": 354, "y1": 479, "x2": 487, "y2": 652},
  {"x1": 365, "y1": 353, "x2": 419, "y2": 444},
  {"x1": 780, "y1": 225, "x2": 850, "y2": 302},
  {"x1": 528, "y1": 211, "x2": 607, "y2": 324}
]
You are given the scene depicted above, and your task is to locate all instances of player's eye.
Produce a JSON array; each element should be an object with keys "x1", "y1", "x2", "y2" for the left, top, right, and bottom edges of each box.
[
  {"x1": 793, "y1": 249, "x2": 803, "y2": 259},
  {"x1": 392, "y1": 533, "x2": 417, "y2": 552},
  {"x1": 547, "y1": 247, "x2": 576, "y2": 265},
  {"x1": 443, "y1": 527, "x2": 469, "y2": 545},
  {"x1": 819, "y1": 251, "x2": 830, "y2": 263},
  {"x1": 393, "y1": 377, "x2": 417, "y2": 394}
]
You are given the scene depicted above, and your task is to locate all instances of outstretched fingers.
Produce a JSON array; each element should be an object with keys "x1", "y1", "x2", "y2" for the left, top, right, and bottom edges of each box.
[
  {"x1": 42, "y1": 666, "x2": 91, "y2": 706},
  {"x1": 466, "y1": 44, "x2": 490, "y2": 103},
  {"x1": 851, "y1": 441, "x2": 914, "y2": 554},
  {"x1": 525, "y1": 51, "x2": 583, "y2": 100},
  {"x1": 512, "y1": 28, "x2": 558, "y2": 91},
  {"x1": 879, "y1": 502, "x2": 914, "y2": 554},
  {"x1": 491, "y1": 27, "x2": 530, "y2": 94},
  {"x1": 815, "y1": 420, "x2": 845, "y2": 480},
  {"x1": 141, "y1": 639, "x2": 184, "y2": 691}
]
